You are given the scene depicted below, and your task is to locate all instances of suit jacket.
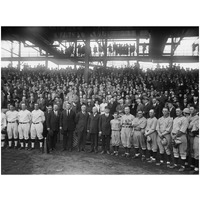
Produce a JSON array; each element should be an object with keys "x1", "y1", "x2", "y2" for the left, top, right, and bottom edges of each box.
[
  {"x1": 47, "y1": 110, "x2": 61, "y2": 131},
  {"x1": 152, "y1": 103, "x2": 163, "y2": 119},
  {"x1": 60, "y1": 109, "x2": 76, "y2": 131},
  {"x1": 143, "y1": 103, "x2": 152, "y2": 118},
  {"x1": 169, "y1": 107, "x2": 176, "y2": 119},
  {"x1": 99, "y1": 114, "x2": 113, "y2": 135},
  {"x1": 75, "y1": 112, "x2": 89, "y2": 133},
  {"x1": 108, "y1": 101, "x2": 118, "y2": 114},
  {"x1": 87, "y1": 113, "x2": 100, "y2": 134}
]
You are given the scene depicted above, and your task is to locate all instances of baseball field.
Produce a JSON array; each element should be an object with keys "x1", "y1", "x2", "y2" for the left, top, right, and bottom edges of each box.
[{"x1": 1, "y1": 143, "x2": 194, "y2": 175}]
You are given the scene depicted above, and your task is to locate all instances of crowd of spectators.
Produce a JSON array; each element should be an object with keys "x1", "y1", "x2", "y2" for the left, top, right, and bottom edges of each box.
[
  {"x1": 1, "y1": 64, "x2": 199, "y2": 116},
  {"x1": 51, "y1": 42, "x2": 148, "y2": 57}
]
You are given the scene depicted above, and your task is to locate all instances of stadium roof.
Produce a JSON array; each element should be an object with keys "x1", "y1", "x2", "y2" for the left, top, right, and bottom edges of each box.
[{"x1": 1, "y1": 26, "x2": 199, "y2": 63}]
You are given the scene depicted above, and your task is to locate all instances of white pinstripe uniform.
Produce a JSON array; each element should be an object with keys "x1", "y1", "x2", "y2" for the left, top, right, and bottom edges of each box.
[
  {"x1": 17, "y1": 109, "x2": 31, "y2": 147},
  {"x1": 30, "y1": 109, "x2": 45, "y2": 149},
  {"x1": 1, "y1": 112, "x2": 7, "y2": 147}
]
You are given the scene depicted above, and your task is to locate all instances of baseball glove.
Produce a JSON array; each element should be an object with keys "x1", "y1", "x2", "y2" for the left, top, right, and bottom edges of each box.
[
  {"x1": 161, "y1": 137, "x2": 167, "y2": 146},
  {"x1": 147, "y1": 136, "x2": 152, "y2": 143},
  {"x1": 172, "y1": 138, "x2": 182, "y2": 148}
]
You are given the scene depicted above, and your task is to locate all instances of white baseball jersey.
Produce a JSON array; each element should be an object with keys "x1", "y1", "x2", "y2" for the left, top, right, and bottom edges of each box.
[
  {"x1": 31, "y1": 109, "x2": 45, "y2": 123},
  {"x1": 17, "y1": 110, "x2": 31, "y2": 123},
  {"x1": 6, "y1": 110, "x2": 18, "y2": 122}
]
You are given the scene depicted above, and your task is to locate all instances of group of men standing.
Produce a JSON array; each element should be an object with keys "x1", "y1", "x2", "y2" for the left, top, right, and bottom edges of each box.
[{"x1": 1, "y1": 102, "x2": 199, "y2": 174}]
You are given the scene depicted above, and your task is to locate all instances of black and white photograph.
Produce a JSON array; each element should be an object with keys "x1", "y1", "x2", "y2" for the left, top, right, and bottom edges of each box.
[
  {"x1": 0, "y1": 1, "x2": 199, "y2": 200},
  {"x1": 1, "y1": 26, "x2": 199, "y2": 175}
]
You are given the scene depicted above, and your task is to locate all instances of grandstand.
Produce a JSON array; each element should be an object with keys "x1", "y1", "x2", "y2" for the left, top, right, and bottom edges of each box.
[{"x1": 1, "y1": 27, "x2": 199, "y2": 79}]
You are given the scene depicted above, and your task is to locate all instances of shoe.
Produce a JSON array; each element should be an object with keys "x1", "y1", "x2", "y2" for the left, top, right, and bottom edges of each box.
[
  {"x1": 168, "y1": 164, "x2": 178, "y2": 169},
  {"x1": 7, "y1": 146, "x2": 12, "y2": 149},
  {"x1": 25, "y1": 147, "x2": 29, "y2": 150},
  {"x1": 82, "y1": 149, "x2": 86, "y2": 152},
  {"x1": 148, "y1": 158, "x2": 156, "y2": 163},
  {"x1": 141, "y1": 155, "x2": 146, "y2": 161},
  {"x1": 156, "y1": 160, "x2": 164, "y2": 165},
  {"x1": 111, "y1": 152, "x2": 115, "y2": 156},
  {"x1": 29, "y1": 147, "x2": 35, "y2": 151},
  {"x1": 122, "y1": 153, "x2": 127, "y2": 157},
  {"x1": 19, "y1": 147, "x2": 24, "y2": 150},
  {"x1": 100, "y1": 151, "x2": 105, "y2": 154},
  {"x1": 166, "y1": 161, "x2": 171, "y2": 167},
  {"x1": 178, "y1": 166, "x2": 185, "y2": 172},
  {"x1": 126, "y1": 153, "x2": 131, "y2": 158},
  {"x1": 132, "y1": 154, "x2": 140, "y2": 159},
  {"x1": 106, "y1": 151, "x2": 110, "y2": 155},
  {"x1": 146, "y1": 158, "x2": 152, "y2": 162},
  {"x1": 115, "y1": 152, "x2": 119, "y2": 156},
  {"x1": 14, "y1": 146, "x2": 18, "y2": 149}
]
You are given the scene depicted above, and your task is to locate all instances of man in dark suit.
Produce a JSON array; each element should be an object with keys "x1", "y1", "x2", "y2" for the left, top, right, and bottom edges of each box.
[
  {"x1": 75, "y1": 104, "x2": 89, "y2": 152},
  {"x1": 43, "y1": 105, "x2": 52, "y2": 153},
  {"x1": 108, "y1": 98, "x2": 118, "y2": 115},
  {"x1": 99, "y1": 106, "x2": 113, "y2": 154},
  {"x1": 152, "y1": 98, "x2": 163, "y2": 119},
  {"x1": 87, "y1": 106, "x2": 100, "y2": 153},
  {"x1": 168, "y1": 101, "x2": 176, "y2": 119},
  {"x1": 47, "y1": 104, "x2": 60, "y2": 152},
  {"x1": 142, "y1": 97, "x2": 152, "y2": 118},
  {"x1": 60, "y1": 102, "x2": 76, "y2": 151}
]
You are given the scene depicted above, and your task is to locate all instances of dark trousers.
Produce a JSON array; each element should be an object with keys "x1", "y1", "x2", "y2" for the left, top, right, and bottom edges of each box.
[
  {"x1": 63, "y1": 130, "x2": 74, "y2": 150},
  {"x1": 102, "y1": 135, "x2": 110, "y2": 151},
  {"x1": 90, "y1": 133, "x2": 98, "y2": 150},
  {"x1": 77, "y1": 130, "x2": 86, "y2": 150},
  {"x1": 47, "y1": 130, "x2": 57, "y2": 150}
]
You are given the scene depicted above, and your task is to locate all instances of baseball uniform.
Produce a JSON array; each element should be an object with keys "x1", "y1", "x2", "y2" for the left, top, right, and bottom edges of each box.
[
  {"x1": 17, "y1": 109, "x2": 31, "y2": 148},
  {"x1": 6, "y1": 110, "x2": 18, "y2": 147},
  {"x1": 120, "y1": 114, "x2": 135, "y2": 148},
  {"x1": 171, "y1": 116, "x2": 189, "y2": 160},
  {"x1": 156, "y1": 115, "x2": 173, "y2": 164},
  {"x1": 31, "y1": 109, "x2": 45, "y2": 149},
  {"x1": 110, "y1": 118, "x2": 121, "y2": 147},
  {"x1": 132, "y1": 116, "x2": 147, "y2": 157},
  {"x1": 1, "y1": 112, "x2": 7, "y2": 148},
  {"x1": 146, "y1": 117, "x2": 158, "y2": 151}
]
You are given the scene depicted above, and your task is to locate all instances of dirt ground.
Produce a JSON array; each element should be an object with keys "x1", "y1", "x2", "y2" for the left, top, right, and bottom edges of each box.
[{"x1": 1, "y1": 143, "x2": 195, "y2": 175}]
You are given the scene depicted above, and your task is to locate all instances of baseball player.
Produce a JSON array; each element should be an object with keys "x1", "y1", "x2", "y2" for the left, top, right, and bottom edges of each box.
[
  {"x1": 190, "y1": 117, "x2": 199, "y2": 174},
  {"x1": 169, "y1": 108, "x2": 189, "y2": 171},
  {"x1": 6, "y1": 104, "x2": 18, "y2": 149},
  {"x1": 144, "y1": 109, "x2": 158, "y2": 163},
  {"x1": 187, "y1": 106, "x2": 199, "y2": 169},
  {"x1": 30, "y1": 103, "x2": 45, "y2": 152},
  {"x1": 17, "y1": 103, "x2": 31, "y2": 150},
  {"x1": 156, "y1": 107, "x2": 173, "y2": 166},
  {"x1": 132, "y1": 110, "x2": 147, "y2": 161},
  {"x1": 120, "y1": 106, "x2": 135, "y2": 157},
  {"x1": 1, "y1": 110, "x2": 7, "y2": 148},
  {"x1": 110, "y1": 112, "x2": 121, "y2": 156}
]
